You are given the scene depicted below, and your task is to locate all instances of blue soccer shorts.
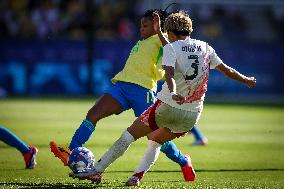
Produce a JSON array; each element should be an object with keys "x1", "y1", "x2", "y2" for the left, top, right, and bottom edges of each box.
[{"x1": 105, "y1": 81, "x2": 156, "y2": 117}]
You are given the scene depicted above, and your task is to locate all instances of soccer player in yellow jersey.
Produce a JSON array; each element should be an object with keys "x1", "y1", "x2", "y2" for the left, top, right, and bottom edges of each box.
[{"x1": 50, "y1": 8, "x2": 194, "y2": 181}]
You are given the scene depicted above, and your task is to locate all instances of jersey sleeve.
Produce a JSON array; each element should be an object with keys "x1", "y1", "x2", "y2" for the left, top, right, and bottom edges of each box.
[
  {"x1": 162, "y1": 44, "x2": 177, "y2": 68},
  {"x1": 154, "y1": 47, "x2": 165, "y2": 81},
  {"x1": 207, "y1": 44, "x2": 223, "y2": 69}
]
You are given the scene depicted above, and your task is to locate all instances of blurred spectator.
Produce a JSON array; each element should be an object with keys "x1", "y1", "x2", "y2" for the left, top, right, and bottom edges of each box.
[
  {"x1": 0, "y1": 0, "x2": 283, "y2": 42},
  {"x1": 0, "y1": 87, "x2": 7, "y2": 98}
]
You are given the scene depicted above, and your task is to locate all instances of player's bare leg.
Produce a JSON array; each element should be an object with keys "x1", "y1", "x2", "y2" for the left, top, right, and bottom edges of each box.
[
  {"x1": 86, "y1": 94, "x2": 123, "y2": 125},
  {"x1": 50, "y1": 94, "x2": 123, "y2": 166},
  {"x1": 127, "y1": 118, "x2": 153, "y2": 140},
  {"x1": 69, "y1": 118, "x2": 152, "y2": 183},
  {"x1": 126, "y1": 127, "x2": 176, "y2": 186},
  {"x1": 94, "y1": 119, "x2": 152, "y2": 173}
]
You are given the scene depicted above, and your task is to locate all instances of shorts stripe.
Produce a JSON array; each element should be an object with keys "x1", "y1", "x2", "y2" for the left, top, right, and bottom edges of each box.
[
  {"x1": 148, "y1": 100, "x2": 161, "y2": 131},
  {"x1": 140, "y1": 100, "x2": 187, "y2": 137}
]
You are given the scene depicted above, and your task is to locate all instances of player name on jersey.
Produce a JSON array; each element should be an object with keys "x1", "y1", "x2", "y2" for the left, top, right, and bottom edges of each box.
[{"x1": 182, "y1": 45, "x2": 201, "y2": 52}]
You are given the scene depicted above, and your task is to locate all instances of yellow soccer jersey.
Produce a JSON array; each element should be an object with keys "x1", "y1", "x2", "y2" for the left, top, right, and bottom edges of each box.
[{"x1": 112, "y1": 34, "x2": 165, "y2": 92}]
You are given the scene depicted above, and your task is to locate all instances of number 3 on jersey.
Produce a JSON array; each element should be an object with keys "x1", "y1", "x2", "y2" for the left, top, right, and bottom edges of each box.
[{"x1": 185, "y1": 55, "x2": 199, "y2": 80}]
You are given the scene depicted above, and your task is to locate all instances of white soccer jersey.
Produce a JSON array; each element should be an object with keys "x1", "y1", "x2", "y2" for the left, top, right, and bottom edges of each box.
[{"x1": 157, "y1": 37, "x2": 223, "y2": 112}]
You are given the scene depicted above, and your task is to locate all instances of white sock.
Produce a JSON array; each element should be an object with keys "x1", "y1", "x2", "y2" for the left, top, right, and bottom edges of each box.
[
  {"x1": 132, "y1": 140, "x2": 161, "y2": 179},
  {"x1": 94, "y1": 130, "x2": 134, "y2": 172}
]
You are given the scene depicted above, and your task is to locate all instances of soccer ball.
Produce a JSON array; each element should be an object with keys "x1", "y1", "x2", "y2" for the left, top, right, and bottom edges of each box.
[{"x1": 68, "y1": 147, "x2": 95, "y2": 173}]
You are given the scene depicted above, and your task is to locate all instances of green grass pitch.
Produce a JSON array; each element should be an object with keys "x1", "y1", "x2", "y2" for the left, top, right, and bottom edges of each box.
[{"x1": 0, "y1": 98, "x2": 284, "y2": 188}]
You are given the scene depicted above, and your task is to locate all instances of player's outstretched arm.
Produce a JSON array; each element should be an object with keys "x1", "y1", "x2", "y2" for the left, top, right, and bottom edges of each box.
[
  {"x1": 216, "y1": 63, "x2": 256, "y2": 88},
  {"x1": 153, "y1": 12, "x2": 169, "y2": 46}
]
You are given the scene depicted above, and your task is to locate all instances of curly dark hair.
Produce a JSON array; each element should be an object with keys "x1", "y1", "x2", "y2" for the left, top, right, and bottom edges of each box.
[{"x1": 142, "y1": 3, "x2": 177, "y2": 32}]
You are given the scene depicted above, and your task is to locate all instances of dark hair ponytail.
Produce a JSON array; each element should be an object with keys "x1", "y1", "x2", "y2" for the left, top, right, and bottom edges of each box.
[{"x1": 143, "y1": 3, "x2": 177, "y2": 32}]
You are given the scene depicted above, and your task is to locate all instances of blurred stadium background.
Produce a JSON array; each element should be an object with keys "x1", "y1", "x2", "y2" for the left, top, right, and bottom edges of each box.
[
  {"x1": 0, "y1": 0, "x2": 283, "y2": 103},
  {"x1": 0, "y1": 1, "x2": 284, "y2": 188}
]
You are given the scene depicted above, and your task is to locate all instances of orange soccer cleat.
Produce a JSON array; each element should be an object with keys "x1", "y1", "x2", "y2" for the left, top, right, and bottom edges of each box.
[{"x1": 49, "y1": 141, "x2": 70, "y2": 166}]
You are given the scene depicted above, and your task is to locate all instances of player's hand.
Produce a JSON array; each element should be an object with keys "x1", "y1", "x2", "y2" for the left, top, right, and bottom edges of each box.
[
  {"x1": 245, "y1": 77, "x2": 256, "y2": 88},
  {"x1": 172, "y1": 94, "x2": 186, "y2": 105},
  {"x1": 153, "y1": 12, "x2": 161, "y2": 33}
]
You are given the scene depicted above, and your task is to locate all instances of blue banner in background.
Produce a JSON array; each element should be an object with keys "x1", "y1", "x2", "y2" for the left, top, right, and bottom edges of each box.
[
  {"x1": 0, "y1": 39, "x2": 283, "y2": 97},
  {"x1": 0, "y1": 39, "x2": 133, "y2": 96}
]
